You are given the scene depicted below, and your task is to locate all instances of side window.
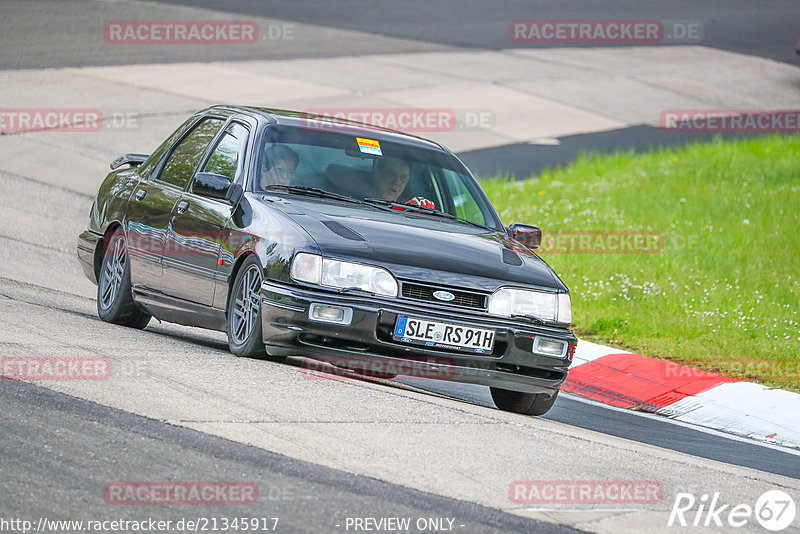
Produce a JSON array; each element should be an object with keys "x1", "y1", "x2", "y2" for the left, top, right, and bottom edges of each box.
[
  {"x1": 443, "y1": 170, "x2": 487, "y2": 226},
  {"x1": 201, "y1": 122, "x2": 249, "y2": 183},
  {"x1": 158, "y1": 118, "x2": 224, "y2": 189},
  {"x1": 137, "y1": 116, "x2": 195, "y2": 179}
]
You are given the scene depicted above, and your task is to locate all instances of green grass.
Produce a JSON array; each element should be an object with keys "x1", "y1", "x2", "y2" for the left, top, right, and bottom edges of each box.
[{"x1": 480, "y1": 135, "x2": 800, "y2": 391}]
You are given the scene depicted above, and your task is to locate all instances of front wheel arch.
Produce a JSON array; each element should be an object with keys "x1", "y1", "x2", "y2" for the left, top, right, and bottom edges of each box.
[
  {"x1": 225, "y1": 253, "x2": 286, "y2": 361},
  {"x1": 225, "y1": 251, "x2": 260, "y2": 318}
]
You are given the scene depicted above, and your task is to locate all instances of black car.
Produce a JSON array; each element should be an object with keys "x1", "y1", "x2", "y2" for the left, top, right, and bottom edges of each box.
[{"x1": 77, "y1": 106, "x2": 576, "y2": 416}]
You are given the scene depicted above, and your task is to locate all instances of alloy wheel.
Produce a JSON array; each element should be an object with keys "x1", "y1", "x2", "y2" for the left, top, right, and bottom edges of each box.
[{"x1": 231, "y1": 265, "x2": 262, "y2": 345}]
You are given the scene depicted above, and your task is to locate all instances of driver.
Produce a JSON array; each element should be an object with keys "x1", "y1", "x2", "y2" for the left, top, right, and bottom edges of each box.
[
  {"x1": 369, "y1": 157, "x2": 436, "y2": 209},
  {"x1": 260, "y1": 144, "x2": 299, "y2": 188},
  {"x1": 369, "y1": 157, "x2": 410, "y2": 201}
]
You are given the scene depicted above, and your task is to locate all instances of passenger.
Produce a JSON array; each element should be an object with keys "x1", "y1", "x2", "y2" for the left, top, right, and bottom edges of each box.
[{"x1": 260, "y1": 144, "x2": 299, "y2": 188}]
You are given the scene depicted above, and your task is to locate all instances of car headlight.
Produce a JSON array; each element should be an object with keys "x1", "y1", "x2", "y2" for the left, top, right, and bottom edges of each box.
[
  {"x1": 488, "y1": 287, "x2": 571, "y2": 325},
  {"x1": 290, "y1": 253, "x2": 398, "y2": 297}
]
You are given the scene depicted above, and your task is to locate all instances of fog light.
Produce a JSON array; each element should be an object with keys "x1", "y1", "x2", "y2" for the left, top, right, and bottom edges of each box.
[
  {"x1": 533, "y1": 337, "x2": 567, "y2": 358},
  {"x1": 309, "y1": 303, "x2": 352, "y2": 325}
]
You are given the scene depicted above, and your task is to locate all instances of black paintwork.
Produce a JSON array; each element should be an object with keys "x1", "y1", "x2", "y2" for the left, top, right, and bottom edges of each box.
[{"x1": 78, "y1": 106, "x2": 576, "y2": 395}]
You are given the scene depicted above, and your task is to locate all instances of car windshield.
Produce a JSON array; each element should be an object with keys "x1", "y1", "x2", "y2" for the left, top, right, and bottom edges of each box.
[{"x1": 253, "y1": 125, "x2": 503, "y2": 231}]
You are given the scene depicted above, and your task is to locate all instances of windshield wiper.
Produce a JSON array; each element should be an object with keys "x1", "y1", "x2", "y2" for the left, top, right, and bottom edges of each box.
[
  {"x1": 264, "y1": 186, "x2": 394, "y2": 212},
  {"x1": 364, "y1": 198, "x2": 492, "y2": 230}
]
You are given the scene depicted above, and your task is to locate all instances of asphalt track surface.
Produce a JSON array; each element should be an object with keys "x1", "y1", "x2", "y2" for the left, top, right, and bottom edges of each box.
[
  {"x1": 159, "y1": 0, "x2": 798, "y2": 177},
  {"x1": 4, "y1": 0, "x2": 795, "y2": 67},
  {"x1": 2, "y1": 2, "x2": 800, "y2": 533},
  {"x1": 2, "y1": 1, "x2": 796, "y2": 177},
  {"x1": 157, "y1": 0, "x2": 800, "y2": 65},
  {"x1": 1, "y1": 377, "x2": 575, "y2": 533},
  {"x1": 458, "y1": 127, "x2": 755, "y2": 178},
  {"x1": 400, "y1": 379, "x2": 800, "y2": 481}
]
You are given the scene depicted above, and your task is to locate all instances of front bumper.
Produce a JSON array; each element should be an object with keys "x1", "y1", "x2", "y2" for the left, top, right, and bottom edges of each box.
[{"x1": 261, "y1": 281, "x2": 576, "y2": 395}]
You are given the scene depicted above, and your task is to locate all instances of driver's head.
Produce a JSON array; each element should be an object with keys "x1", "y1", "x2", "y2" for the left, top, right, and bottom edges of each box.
[
  {"x1": 261, "y1": 144, "x2": 299, "y2": 187},
  {"x1": 371, "y1": 157, "x2": 410, "y2": 201}
]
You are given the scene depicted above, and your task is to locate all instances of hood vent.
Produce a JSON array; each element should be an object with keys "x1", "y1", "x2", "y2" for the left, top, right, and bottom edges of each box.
[
  {"x1": 321, "y1": 220, "x2": 366, "y2": 242},
  {"x1": 502, "y1": 248, "x2": 524, "y2": 266}
]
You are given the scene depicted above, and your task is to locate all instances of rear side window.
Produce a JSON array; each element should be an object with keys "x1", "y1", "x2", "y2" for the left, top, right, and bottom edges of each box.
[
  {"x1": 136, "y1": 116, "x2": 195, "y2": 180},
  {"x1": 158, "y1": 118, "x2": 224, "y2": 189}
]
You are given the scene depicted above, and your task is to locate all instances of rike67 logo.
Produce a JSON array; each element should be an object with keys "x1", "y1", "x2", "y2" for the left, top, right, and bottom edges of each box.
[{"x1": 668, "y1": 490, "x2": 796, "y2": 531}]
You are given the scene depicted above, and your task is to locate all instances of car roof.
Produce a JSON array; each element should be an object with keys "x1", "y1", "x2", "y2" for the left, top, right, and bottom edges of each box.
[{"x1": 205, "y1": 105, "x2": 449, "y2": 154}]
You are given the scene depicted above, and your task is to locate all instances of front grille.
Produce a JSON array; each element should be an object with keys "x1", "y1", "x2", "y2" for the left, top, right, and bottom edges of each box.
[{"x1": 401, "y1": 282, "x2": 487, "y2": 309}]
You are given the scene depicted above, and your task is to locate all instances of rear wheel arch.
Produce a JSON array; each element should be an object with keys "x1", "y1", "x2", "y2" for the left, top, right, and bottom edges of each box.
[
  {"x1": 95, "y1": 226, "x2": 151, "y2": 329},
  {"x1": 95, "y1": 222, "x2": 124, "y2": 281}
]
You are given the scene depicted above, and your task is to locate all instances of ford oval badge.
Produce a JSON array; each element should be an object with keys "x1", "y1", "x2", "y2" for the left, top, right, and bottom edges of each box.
[{"x1": 433, "y1": 290, "x2": 455, "y2": 302}]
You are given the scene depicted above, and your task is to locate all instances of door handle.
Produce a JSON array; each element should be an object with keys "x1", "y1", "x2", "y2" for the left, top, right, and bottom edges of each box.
[
  {"x1": 135, "y1": 189, "x2": 147, "y2": 201},
  {"x1": 176, "y1": 201, "x2": 190, "y2": 214}
]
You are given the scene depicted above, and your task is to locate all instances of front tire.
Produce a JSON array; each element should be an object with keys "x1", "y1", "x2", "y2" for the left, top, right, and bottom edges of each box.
[
  {"x1": 490, "y1": 387, "x2": 559, "y2": 416},
  {"x1": 96, "y1": 229, "x2": 151, "y2": 329},
  {"x1": 227, "y1": 256, "x2": 273, "y2": 358}
]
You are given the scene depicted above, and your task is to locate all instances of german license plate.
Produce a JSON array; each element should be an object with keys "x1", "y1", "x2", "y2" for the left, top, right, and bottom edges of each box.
[{"x1": 393, "y1": 316, "x2": 495, "y2": 353}]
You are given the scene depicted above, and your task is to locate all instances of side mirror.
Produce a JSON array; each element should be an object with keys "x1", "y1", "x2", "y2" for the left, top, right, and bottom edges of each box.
[
  {"x1": 191, "y1": 172, "x2": 242, "y2": 204},
  {"x1": 507, "y1": 223, "x2": 542, "y2": 250}
]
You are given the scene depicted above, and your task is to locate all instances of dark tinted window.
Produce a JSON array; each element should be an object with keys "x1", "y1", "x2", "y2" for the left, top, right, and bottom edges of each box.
[
  {"x1": 253, "y1": 126, "x2": 503, "y2": 230},
  {"x1": 158, "y1": 118, "x2": 224, "y2": 189},
  {"x1": 137, "y1": 116, "x2": 195, "y2": 179},
  {"x1": 201, "y1": 122, "x2": 249, "y2": 183}
]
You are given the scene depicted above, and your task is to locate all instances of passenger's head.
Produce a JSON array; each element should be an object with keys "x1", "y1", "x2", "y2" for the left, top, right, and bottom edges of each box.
[
  {"x1": 371, "y1": 157, "x2": 410, "y2": 201},
  {"x1": 261, "y1": 144, "x2": 299, "y2": 187}
]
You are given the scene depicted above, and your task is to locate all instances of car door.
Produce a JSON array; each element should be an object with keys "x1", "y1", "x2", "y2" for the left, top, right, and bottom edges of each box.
[
  {"x1": 161, "y1": 120, "x2": 250, "y2": 306},
  {"x1": 131, "y1": 116, "x2": 226, "y2": 294},
  {"x1": 125, "y1": 117, "x2": 200, "y2": 293}
]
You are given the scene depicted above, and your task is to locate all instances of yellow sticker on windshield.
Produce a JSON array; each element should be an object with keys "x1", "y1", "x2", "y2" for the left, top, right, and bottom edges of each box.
[{"x1": 356, "y1": 137, "x2": 382, "y2": 156}]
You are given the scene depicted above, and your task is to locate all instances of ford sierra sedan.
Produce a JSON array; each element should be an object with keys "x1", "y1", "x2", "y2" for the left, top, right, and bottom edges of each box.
[{"x1": 77, "y1": 106, "x2": 576, "y2": 416}]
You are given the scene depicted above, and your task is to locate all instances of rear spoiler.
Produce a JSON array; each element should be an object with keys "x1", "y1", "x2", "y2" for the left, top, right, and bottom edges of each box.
[{"x1": 110, "y1": 153, "x2": 149, "y2": 170}]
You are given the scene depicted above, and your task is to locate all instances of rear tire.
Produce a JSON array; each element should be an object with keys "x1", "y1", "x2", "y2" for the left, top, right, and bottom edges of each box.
[
  {"x1": 96, "y1": 229, "x2": 151, "y2": 329},
  {"x1": 490, "y1": 387, "x2": 558, "y2": 416}
]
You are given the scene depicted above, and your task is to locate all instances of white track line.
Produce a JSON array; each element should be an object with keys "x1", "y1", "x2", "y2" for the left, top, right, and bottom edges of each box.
[{"x1": 561, "y1": 392, "x2": 800, "y2": 457}]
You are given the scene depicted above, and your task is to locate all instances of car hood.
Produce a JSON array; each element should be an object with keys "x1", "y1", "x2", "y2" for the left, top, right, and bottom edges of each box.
[{"x1": 262, "y1": 197, "x2": 564, "y2": 292}]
